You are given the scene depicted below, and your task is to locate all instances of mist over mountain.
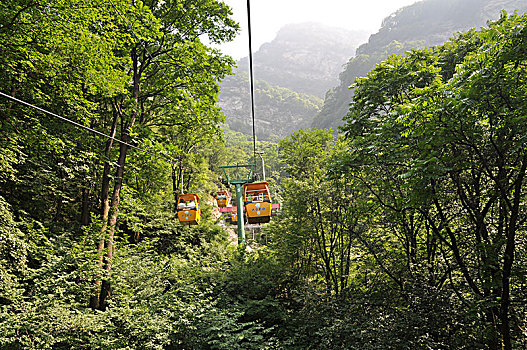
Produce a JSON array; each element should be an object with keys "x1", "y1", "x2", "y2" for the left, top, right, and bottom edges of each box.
[
  {"x1": 312, "y1": 0, "x2": 527, "y2": 130},
  {"x1": 220, "y1": 0, "x2": 527, "y2": 140},
  {"x1": 237, "y1": 23, "x2": 369, "y2": 97},
  {"x1": 219, "y1": 23, "x2": 368, "y2": 140}
]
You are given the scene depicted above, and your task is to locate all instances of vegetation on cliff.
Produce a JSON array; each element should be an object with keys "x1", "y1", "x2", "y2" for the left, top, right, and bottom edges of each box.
[{"x1": 312, "y1": 0, "x2": 527, "y2": 130}]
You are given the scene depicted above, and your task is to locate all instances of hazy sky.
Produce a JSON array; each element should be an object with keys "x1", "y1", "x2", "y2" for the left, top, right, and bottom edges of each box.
[{"x1": 216, "y1": 0, "x2": 419, "y2": 59}]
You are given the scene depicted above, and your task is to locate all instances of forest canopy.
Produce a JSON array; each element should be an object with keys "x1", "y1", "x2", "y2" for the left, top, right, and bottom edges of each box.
[{"x1": 0, "y1": 1, "x2": 527, "y2": 349}]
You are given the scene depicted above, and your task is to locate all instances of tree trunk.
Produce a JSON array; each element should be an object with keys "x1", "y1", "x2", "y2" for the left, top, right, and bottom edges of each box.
[
  {"x1": 98, "y1": 137, "x2": 131, "y2": 310},
  {"x1": 81, "y1": 186, "x2": 90, "y2": 226},
  {"x1": 498, "y1": 153, "x2": 527, "y2": 350},
  {"x1": 95, "y1": 46, "x2": 141, "y2": 310},
  {"x1": 89, "y1": 109, "x2": 119, "y2": 310},
  {"x1": 172, "y1": 162, "x2": 178, "y2": 213}
]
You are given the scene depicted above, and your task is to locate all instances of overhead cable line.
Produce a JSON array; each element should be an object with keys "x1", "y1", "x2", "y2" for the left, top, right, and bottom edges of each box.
[
  {"x1": 246, "y1": 0, "x2": 257, "y2": 165},
  {"x1": 0, "y1": 91, "x2": 177, "y2": 163}
]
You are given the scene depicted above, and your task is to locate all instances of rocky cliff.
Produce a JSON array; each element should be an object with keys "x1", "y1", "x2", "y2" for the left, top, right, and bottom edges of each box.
[
  {"x1": 219, "y1": 23, "x2": 368, "y2": 140},
  {"x1": 312, "y1": 0, "x2": 527, "y2": 130},
  {"x1": 237, "y1": 23, "x2": 369, "y2": 98}
]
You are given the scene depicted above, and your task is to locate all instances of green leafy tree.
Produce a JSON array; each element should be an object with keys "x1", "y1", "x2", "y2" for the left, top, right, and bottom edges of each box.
[
  {"x1": 90, "y1": 0, "x2": 239, "y2": 310},
  {"x1": 270, "y1": 129, "x2": 367, "y2": 298},
  {"x1": 341, "y1": 12, "x2": 527, "y2": 349}
]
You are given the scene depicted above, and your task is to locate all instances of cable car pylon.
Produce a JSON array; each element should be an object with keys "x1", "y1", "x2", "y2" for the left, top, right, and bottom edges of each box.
[
  {"x1": 219, "y1": 164, "x2": 255, "y2": 245},
  {"x1": 217, "y1": 0, "x2": 280, "y2": 246}
]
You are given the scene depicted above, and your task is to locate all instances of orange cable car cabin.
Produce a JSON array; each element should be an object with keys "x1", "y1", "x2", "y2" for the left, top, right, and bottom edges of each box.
[
  {"x1": 229, "y1": 211, "x2": 238, "y2": 225},
  {"x1": 215, "y1": 191, "x2": 231, "y2": 208},
  {"x1": 244, "y1": 182, "x2": 271, "y2": 224},
  {"x1": 177, "y1": 193, "x2": 201, "y2": 225}
]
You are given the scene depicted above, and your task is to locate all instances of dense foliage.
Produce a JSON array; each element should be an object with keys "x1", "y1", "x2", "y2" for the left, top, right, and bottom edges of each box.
[
  {"x1": 219, "y1": 73, "x2": 322, "y2": 141},
  {"x1": 271, "y1": 12, "x2": 527, "y2": 349},
  {"x1": 1, "y1": 2, "x2": 527, "y2": 350}
]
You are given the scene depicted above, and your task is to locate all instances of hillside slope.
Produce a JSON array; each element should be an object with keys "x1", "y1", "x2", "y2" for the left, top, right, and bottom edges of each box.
[
  {"x1": 312, "y1": 0, "x2": 527, "y2": 130},
  {"x1": 218, "y1": 72, "x2": 322, "y2": 141},
  {"x1": 219, "y1": 23, "x2": 368, "y2": 140}
]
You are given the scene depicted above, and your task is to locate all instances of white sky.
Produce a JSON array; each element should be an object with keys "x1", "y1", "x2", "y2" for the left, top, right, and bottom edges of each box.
[{"x1": 215, "y1": 0, "x2": 419, "y2": 59}]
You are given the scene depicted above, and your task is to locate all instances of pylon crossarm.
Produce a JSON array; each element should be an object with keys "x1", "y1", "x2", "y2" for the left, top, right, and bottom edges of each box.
[{"x1": 219, "y1": 164, "x2": 255, "y2": 186}]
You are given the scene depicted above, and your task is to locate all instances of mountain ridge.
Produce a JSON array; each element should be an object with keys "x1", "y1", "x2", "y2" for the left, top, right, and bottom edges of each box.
[
  {"x1": 312, "y1": 0, "x2": 527, "y2": 130},
  {"x1": 219, "y1": 22, "x2": 368, "y2": 140}
]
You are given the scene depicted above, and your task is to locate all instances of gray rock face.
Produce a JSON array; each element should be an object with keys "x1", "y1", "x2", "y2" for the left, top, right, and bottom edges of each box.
[
  {"x1": 219, "y1": 22, "x2": 368, "y2": 140},
  {"x1": 312, "y1": 0, "x2": 527, "y2": 131},
  {"x1": 240, "y1": 22, "x2": 369, "y2": 98}
]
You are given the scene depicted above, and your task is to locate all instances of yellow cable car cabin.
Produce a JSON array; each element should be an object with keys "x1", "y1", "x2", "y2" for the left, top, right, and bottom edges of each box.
[
  {"x1": 215, "y1": 191, "x2": 231, "y2": 208},
  {"x1": 232, "y1": 211, "x2": 238, "y2": 223},
  {"x1": 228, "y1": 211, "x2": 238, "y2": 225},
  {"x1": 177, "y1": 194, "x2": 201, "y2": 225},
  {"x1": 244, "y1": 182, "x2": 272, "y2": 224}
]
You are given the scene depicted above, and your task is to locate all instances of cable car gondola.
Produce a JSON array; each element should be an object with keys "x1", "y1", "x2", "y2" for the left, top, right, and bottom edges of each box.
[
  {"x1": 215, "y1": 191, "x2": 231, "y2": 208},
  {"x1": 177, "y1": 194, "x2": 201, "y2": 225},
  {"x1": 244, "y1": 182, "x2": 272, "y2": 224},
  {"x1": 228, "y1": 211, "x2": 238, "y2": 225}
]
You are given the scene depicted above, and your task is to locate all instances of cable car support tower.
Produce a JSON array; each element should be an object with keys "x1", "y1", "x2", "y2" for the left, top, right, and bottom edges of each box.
[
  {"x1": 218, "y1": 0, "x2": 261, "y2": 246},
  {"x1": 219, "y1": 164, "x2": 255, "y2": 245}
]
